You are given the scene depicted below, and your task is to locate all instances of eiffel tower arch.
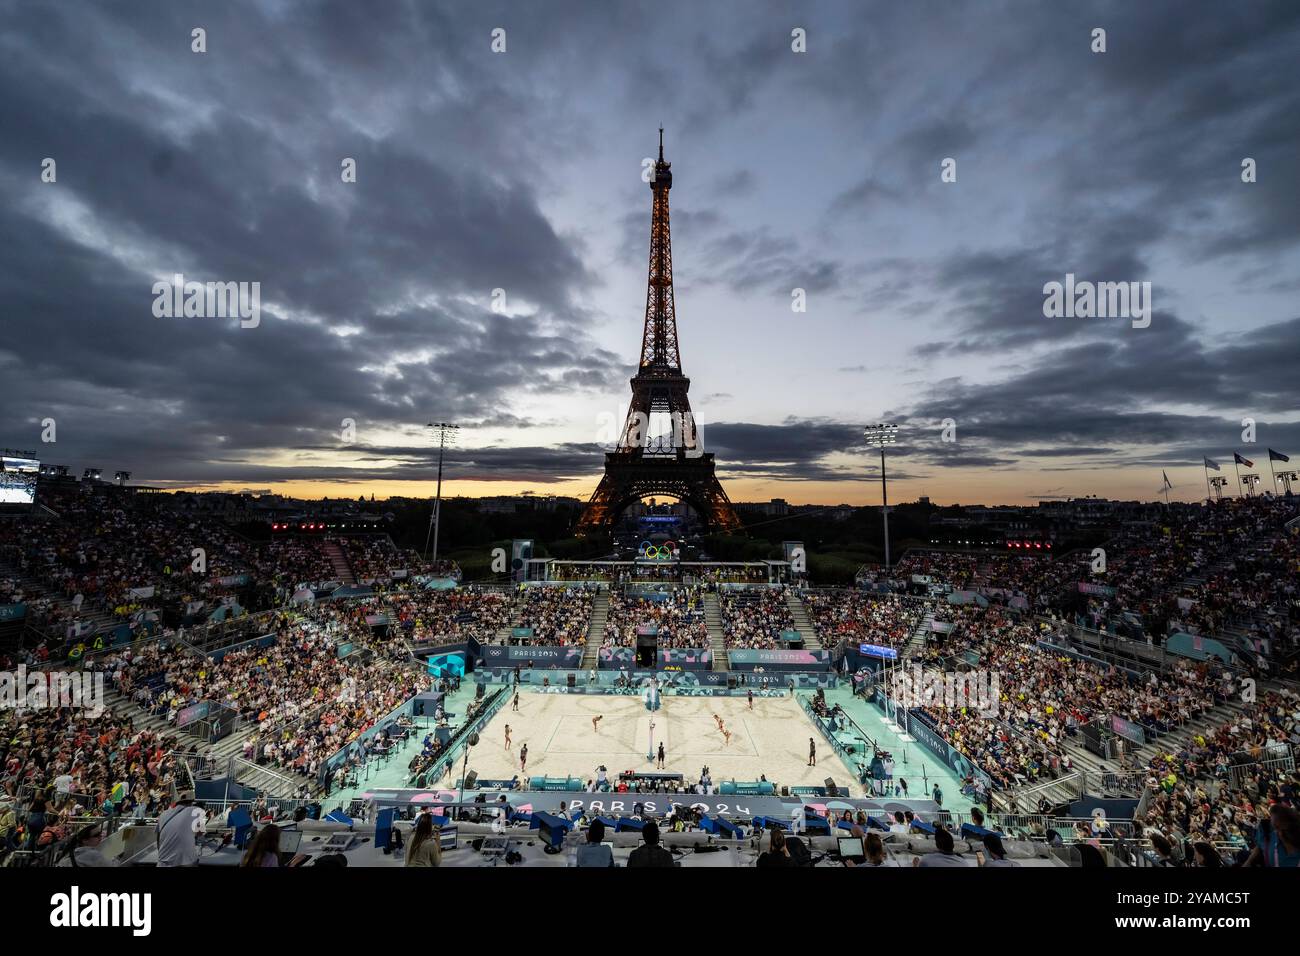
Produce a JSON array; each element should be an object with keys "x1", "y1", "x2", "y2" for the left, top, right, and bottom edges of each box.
[{"x1": 576, "y1": 131, "x2": 741, "y2": 536}]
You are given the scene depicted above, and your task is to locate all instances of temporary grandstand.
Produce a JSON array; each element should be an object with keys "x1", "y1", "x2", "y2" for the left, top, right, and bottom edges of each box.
[{"x1": 3, "y1": 482, "x2": 1297, "y2": 878}]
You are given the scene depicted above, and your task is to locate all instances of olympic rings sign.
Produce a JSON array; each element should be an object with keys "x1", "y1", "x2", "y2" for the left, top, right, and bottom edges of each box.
[{"x1": 638, "y1": 540, "x2": 678, "y2": 560}]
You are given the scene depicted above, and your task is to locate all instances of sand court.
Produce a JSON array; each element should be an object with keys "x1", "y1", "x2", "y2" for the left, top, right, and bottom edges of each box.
[{"x1": 473, "y1": 690, "x2": 851, "y2": 793}]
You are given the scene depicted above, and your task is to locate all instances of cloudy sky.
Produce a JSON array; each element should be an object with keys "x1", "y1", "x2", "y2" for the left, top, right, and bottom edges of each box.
[{"x1": 2, "y1": 0, "x2": 1298, "y2": 507}]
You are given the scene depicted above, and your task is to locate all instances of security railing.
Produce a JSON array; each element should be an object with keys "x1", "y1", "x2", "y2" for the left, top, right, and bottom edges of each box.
[
  {"x1": 226, "y1": 756, "x2": 304, "y2": 802},
  {"x1": 1226, "y1": 748, "x2": 1295, "y2": 790},
  {"x1": 1000, "y1": 770, "x2": 1084, "y2": 809}
]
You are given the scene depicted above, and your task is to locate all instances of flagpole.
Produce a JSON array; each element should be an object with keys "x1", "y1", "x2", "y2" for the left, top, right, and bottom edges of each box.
[
  {"x1": 1233, "y1": 457, "x2": 1242, "y2": 497},
  {"x1": 1269, "y1": 454, "x2": 1277, "y2": 497},
  {"x1": 1203, "y1": 462, "x2": 1211, "y2": 504}
]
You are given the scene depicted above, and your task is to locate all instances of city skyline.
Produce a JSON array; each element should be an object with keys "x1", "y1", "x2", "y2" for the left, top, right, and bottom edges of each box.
[{"x1": 3, "y1": 1, "x2": 1299, "y2": 509}]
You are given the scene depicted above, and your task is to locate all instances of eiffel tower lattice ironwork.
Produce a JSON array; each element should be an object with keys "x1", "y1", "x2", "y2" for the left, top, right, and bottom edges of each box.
[{"x1": 576, "y1": 131, "x2": 741, "y2": 535}]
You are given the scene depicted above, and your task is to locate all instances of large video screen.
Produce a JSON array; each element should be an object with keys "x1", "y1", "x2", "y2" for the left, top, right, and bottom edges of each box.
[{"x1": 0, "y1": 457, "x2": 39, "y2": 505}]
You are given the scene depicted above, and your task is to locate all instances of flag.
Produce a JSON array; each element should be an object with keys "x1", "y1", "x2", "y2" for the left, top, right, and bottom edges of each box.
[
  {"x1": 1269, "y1": 448, "x2": 1290, "y2": 463},
  {"x1": 1162, "y1": 471, "x2": 1172, "y2": 490},
  {"x1": 1203, "y1": 458, "x2": 1219, "y2": 471},
  {"x1": 1234, "y1": 452, "x2": 1254, "y2": 467}
]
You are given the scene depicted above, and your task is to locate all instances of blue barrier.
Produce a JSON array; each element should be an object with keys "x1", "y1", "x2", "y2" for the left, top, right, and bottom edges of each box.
[
  {"x1": 804, "y1": 814, "x2": 832, "y2": 835},
  {"x1": 701, "y1": 815, "x2": 741, "y2": 838},
  {"x1": 531, "y1": 811, "x2": 571, "y2": 835},
  {"x1": 960, "y1": 823, "x2": 1003, "y2": 840}
]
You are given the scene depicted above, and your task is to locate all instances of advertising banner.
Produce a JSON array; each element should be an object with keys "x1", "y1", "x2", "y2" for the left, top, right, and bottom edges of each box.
[
  {"x1": 727, "y1": 648, "x2": 830, "y2": 671},
  {"x1": 426, "y1": 652, "x2": 466, "y2": 679},
  {"x1": 904, "y1": 708, "x2": 994, "y2": 791},
  {"x1": 1109, "y1": 714, "x2": 1147, "y2": 746},
  {"x1": 363, "y1": 788, "x2": 933, "y2": 822},
  {"x1": 658, "y1": 647, "x2": 711, "y2": 670},
  {"x1": 480, "y1": 644, "x2": 584, "y2": 668},
  {"x1": 176, "y1": 701, "x2": 211, "y2": 729},
  {"x1": 598, "y1": 647, "x2": 635, "y2": 666}
]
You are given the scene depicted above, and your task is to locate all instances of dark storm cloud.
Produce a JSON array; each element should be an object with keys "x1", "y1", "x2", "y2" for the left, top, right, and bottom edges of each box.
[
  {"x1": 898, "y1": 309, "x2": 1300, "y2": 470},
  {"x1": 140, "y1": 441, "x2": 609, "y2": 487},
  {"x1": 700, "y1": 419, "x2": 935, "y2": 483},
  {"x1": 801, "y1": 1, "x2": 1300, "y2": 367},
  {"x1": 704, "y1": 420, "x2": 864, "y2": 463},
  {"x1": 0, "y1": 0, "x2": 626, "y2": 483}
]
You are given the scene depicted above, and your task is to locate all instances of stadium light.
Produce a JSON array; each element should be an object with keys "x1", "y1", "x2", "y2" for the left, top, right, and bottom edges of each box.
[
  {"x1": 863, "y1": 423, "x2": 898, "y2": 571},
  {"x1": 424, "y1": 423, "x2": 460, "y2": 562}
]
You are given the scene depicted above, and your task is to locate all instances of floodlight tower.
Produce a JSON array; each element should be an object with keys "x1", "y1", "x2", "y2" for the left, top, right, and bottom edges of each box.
[
  {"x1": 864, "y1": 424, "x2": 899, "y2": 571},
  {"x1": 424, "y1": 423, "x2": 460, "y2": 562}
]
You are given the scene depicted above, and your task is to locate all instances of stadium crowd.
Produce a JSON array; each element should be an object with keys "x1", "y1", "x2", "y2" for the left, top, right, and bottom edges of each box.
[
  {"x1": 602, "y1": 587, "x2": 709, "y2": 648},
  {"x1": 368, "y1": 587, "x2": 512, "y2": 645},
  {"x1": 910, "y1": 606, "x2": 1236, "y2": 790},
  {"x1": 1, "y1": 701, "x2": 189, "y2": 858},
  {"x1": 1136, "y1": 689, "x2": 1299, "y2": 858},
  {"x1": 721, "y1": 587, "x2": 794, "y2": 649},
  {"x1": 87, "y1": 607, "x2": 430, "y2": 787},
  {"x1": 894, "y1": 551, "x2": 979, "y2": 588},
  {"x1": 1070, "y1": 497, "x2": 1298, "y2": 647},
  {"x1": 801, "y1": 591, "x2": 928, "y2": 648},
  {"x1": 335, "y1": 535, "x2": 415, "y2": 583},
  {"x1": 511, "y1": 585, "x2": 595, "y2": 645},
  {"x1": 259, "y1": 539, "x2": 337, "y2": 592}
]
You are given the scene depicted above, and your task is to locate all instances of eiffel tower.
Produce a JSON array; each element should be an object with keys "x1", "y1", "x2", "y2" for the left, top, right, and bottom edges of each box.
[{"x1": 576, "y1": 131, "x2": 741, "y2": 536}]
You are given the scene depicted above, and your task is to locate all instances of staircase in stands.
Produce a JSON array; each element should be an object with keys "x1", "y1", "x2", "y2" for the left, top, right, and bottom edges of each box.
[
  {"x1": 581, "y1": 590, "x2": 609, "y2": 670},
  {"x1": 703, "y1": 592, "x2": 728, "y2": 671},
  {"x1": 785, "y1": 591, "x2": 821, "y2": 650},
  {"x1": 0, "y1": 558, "x2": 119, "y2": 636},
  {"x1": 321, "y1": 539, "x2": 356, "y2": 586},
  {"x1": 996, "y1": 696, "x2": 1259, "y2": 812},
  {"x1": 902, "y1": 605, "x2": 935, "y2": 659},
  {"x1": 105, "y1": 683, "x2": 325, "y2": 801}
]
